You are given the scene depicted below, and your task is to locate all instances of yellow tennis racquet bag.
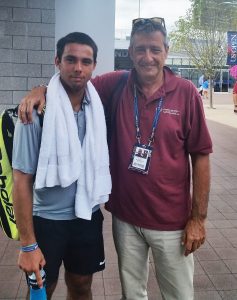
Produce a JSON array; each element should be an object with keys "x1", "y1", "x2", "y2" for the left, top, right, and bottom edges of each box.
[{"x1": 0, "y1": 107, "x2": 19, "y2": 240}]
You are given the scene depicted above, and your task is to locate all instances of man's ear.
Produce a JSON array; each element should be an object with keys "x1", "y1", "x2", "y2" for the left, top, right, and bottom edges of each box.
[
  {"x1": 55, "y1": 56, "x2": 60, "y2": 67},
  {"x1": 165, "y1": 45, "x2": 169, "y2": 57},
  {"x1": 128, "y1": 46, "x2": 133, "y2": 61},
  {"x1": 93, "y1": 61, "x2": 97, "y2": 71}
]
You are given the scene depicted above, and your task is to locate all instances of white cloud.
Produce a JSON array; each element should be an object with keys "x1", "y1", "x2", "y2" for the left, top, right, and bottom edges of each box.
[{"x1": 115, "y1": 0, "x2": 191, "y2": 38}]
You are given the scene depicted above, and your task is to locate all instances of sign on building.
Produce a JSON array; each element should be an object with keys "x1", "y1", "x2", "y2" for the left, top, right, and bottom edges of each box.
[{"x1": 227, "y1": 31, "x2": 237, "y2": 65}]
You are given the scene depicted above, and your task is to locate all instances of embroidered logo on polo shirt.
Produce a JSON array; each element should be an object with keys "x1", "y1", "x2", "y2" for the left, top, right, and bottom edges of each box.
[{"x1": 162, "y1": 108, "x2": 180, "y2": 116}]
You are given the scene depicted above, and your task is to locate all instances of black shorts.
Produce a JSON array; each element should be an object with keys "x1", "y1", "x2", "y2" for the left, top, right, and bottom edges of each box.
[{"x1": 33, "y1": 209, "x2": 105, "y2": 286}]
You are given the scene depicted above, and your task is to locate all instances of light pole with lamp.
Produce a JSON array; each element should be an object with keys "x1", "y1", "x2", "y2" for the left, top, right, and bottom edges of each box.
[{"x1": 138, "y1": 0, "x2": 141, "y2": 18}]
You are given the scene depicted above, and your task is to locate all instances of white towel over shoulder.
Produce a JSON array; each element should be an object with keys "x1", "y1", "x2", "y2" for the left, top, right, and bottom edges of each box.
[{"x1": 35, "y1": 72, "x2": 111, "y2": 220}]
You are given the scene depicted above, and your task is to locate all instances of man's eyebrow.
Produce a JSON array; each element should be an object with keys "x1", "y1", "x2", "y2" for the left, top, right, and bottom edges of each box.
[
  {"x1": 64, "y1": 54, "x2": 76, "y2": 59},
  {"x1": 82, "y1": 57, "x2": 93, "y2": 62},
  {"x1": 64, "y1": 55, "x2": 93, "y2": 61}
]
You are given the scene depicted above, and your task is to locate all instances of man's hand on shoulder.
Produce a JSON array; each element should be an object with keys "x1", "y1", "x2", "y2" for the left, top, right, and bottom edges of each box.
[
  {"x1": 182, "y1": 217, "x2": 206, "y2": 256},
  {"x1": 18, "y1": 86, "x2": 47, "y2": 124}
]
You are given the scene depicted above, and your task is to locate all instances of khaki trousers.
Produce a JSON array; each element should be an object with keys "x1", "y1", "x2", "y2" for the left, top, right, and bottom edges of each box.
[{"x1": 112, "y1": 216, "x2": 194, "y2": 300}]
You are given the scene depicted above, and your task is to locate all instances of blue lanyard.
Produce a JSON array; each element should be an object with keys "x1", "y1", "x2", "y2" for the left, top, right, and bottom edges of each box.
[{"x1": 134, "y1": 85, "x2": 163, "y2": 146}]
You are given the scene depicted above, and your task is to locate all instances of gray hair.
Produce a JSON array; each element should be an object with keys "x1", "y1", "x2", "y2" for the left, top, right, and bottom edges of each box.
[{"x1": 130, "y1": 22, "x2": 169, "y2": 48}]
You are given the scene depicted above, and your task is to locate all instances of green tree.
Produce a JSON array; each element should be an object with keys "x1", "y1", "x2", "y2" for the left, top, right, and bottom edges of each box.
[{"x1": 170, "y1": 0, "x2": 237, "y2": 108}]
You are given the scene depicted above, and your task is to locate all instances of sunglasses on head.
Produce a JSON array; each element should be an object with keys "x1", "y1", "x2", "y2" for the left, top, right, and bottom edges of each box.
[{"x1": 132, "y1": 17, "x2": 166, "y2": 30}]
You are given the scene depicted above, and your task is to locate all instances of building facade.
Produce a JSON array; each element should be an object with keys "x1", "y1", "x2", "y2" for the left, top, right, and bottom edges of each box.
[
  {"x1": 0, "y1": 0, "x2": 115, "y2": 110},
  {"x1": 0, "y1": 1, "x2": 233, "y2": 112},
  {"x1": 0, "y1": 0, "x2": 55, "y2": 107}
]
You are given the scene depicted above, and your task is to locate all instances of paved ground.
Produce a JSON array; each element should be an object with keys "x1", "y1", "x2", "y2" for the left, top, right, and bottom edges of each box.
[{"x1": 0, "y1": 92, "x2": 237, "y2": 299}]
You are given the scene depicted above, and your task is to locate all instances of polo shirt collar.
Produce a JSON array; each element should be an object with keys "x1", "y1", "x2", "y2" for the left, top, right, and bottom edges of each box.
[
  {"x1": 83, "y1": 93, "x2": 90, "y2": 105},
  {"x1": 79, "y1": 93, "x2": 90, "y2": 111}
]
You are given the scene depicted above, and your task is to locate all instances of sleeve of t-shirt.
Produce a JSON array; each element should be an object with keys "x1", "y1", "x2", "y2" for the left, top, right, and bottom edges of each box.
[
  {"x1": 12, "y1": 110, "x2": 42, "y2": 174},
  {"x1": 186, "y1": 86, "x2": 213, "y2": 154},
  {"x1": 91, "y1": 71, "x2": 127, "y2": 106}
]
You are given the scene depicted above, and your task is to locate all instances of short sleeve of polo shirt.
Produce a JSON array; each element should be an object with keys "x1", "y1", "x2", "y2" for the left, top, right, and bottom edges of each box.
[
  {"x1": 12, "y1": 110, "x2": 42, "y2": 174},
  {"x1": 186, "y1": 88, "x2": 212, "y2": 154},
  {"x1": 92, "y1": 71, "x2": 127, "y2": 106}
]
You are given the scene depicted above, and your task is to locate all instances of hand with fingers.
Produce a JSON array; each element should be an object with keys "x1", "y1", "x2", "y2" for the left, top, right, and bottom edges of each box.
[
  {"x1": 18, "y1": 86, "x2": 47, "y2": 124},
  {"x1": 182, "y1": 217, "x2": 206, "y2": 256},
  {"x1": 18, "y1": 248, "x2": 46, "y2": 288}
]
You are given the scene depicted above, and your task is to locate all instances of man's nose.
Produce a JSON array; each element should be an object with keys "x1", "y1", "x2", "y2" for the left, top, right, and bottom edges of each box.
[
  {"x1": 144, "y1": 49, "x2": 153, "y2": 61},
  {"x1": 74, "y1": 61, "x2": 82, "y2": 71}
]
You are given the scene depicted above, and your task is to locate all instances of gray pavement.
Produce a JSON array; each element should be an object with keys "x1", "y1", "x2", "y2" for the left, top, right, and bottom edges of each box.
[{"x1": 0, "y1": 92, "x2": 237, "y2": 299}]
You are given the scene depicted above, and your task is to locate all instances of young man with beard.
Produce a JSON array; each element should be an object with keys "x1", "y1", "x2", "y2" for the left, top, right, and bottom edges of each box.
[{"x1": 13, "y1": 32, "x2": 111, "y2": 300}]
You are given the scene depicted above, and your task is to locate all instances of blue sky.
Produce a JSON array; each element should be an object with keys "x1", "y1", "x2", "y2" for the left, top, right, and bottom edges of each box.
[{"x1": 115, "y1": 0, "x2": 191, "y2": 38}]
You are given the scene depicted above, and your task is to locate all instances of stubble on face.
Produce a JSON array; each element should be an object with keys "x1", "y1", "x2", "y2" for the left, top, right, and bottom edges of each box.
[{"x1": 56, "y1": 43, "x2": 95, "y2": 96}]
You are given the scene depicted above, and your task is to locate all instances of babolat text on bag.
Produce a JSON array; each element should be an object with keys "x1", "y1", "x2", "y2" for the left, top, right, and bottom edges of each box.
[{"x1": 0, "y1": 107, "x2": 19, "y2": 240}]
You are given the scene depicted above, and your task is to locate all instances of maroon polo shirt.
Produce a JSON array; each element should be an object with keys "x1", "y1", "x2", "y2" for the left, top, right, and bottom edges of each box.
[{"x1": 92, "y1": 67, "x2": 212, "y2": 230}]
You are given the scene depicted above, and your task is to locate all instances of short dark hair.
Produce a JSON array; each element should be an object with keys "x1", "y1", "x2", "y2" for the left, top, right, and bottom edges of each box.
[
  {"x1": 56, "y1": 32, "x2": 98, "y2": 63},
  {"x1": 130, "y1": 19, "x2": 169, "y2": 48}
]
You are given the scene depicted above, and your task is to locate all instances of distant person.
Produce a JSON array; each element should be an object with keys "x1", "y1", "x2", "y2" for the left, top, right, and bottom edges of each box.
[
  {"x1": 18, "y1": 17, "x2": 212, "y2": 300},
  {"x1": 202, "y1": 79, "x2": 209, "y2": 99},
  {"x1": 233, "y1": 80, "x2": 237, "y2": 113},
  {"x1": 198, "y1": 74, "x2": 204, "y2": 96}
]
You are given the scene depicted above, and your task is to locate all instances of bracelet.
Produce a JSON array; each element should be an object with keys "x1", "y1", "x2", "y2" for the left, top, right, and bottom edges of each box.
[
  {"x1": 34, "y1": 84, "x2": 47, "y2": 94},
  {"x1": 39, "y1": 84, "x2": 47, "y2": 96},
  {"x1": 21, "y1": 243, "x2": 39, "y2": 252}
]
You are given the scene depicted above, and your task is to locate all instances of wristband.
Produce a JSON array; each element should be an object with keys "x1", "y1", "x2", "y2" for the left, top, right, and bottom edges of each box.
[
  {"x1": 36, "y1": 84, "x2": 47, "y2": 88},
  {"x1": 38, "y1": 84, "x2": 48, "y2": 90},
  {"x1": 21, "y1": 243, "x2": 39, "y2": 252},
  {"x1": 34, "y1": 84, "x2": 47, "y2": 96}
]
